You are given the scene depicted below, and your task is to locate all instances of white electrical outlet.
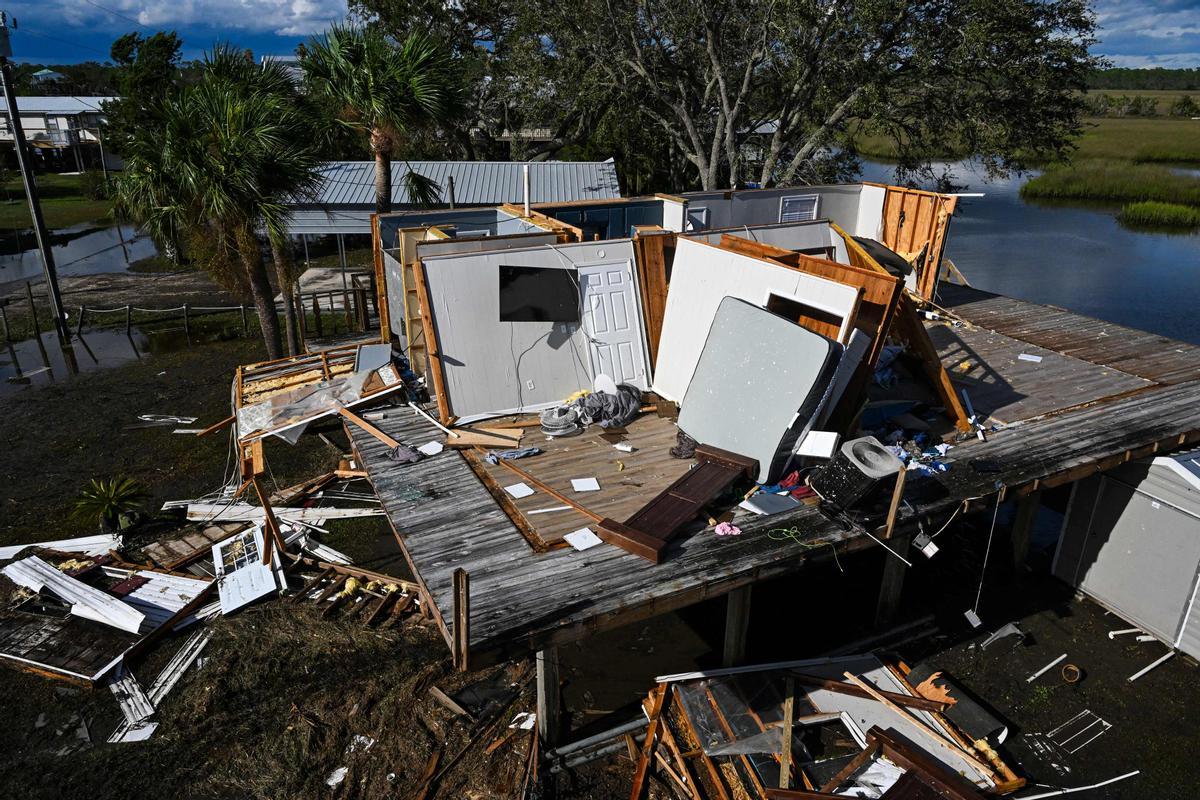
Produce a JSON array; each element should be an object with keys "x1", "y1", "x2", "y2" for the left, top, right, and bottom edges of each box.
[{"x1": 526, "y1": 379, "x2": 535, "y2": 390}]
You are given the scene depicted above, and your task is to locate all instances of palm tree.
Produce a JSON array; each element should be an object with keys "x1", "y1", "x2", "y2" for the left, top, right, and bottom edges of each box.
[
  {"x1": 301, "y1": 25, "x2": 456, "y2": 214},
  {"x1": 112, "y1": 47, "x2": 321, "y2": 359}
]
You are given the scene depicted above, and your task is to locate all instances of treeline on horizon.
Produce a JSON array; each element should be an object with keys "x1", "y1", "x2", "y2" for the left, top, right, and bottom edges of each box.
[
  {"x1": 1088, "y1": 67, "x2": 1200, "y2": 91},
  {"x1": 12, "y1": 60, "x2": 1200, "y2": 97}
]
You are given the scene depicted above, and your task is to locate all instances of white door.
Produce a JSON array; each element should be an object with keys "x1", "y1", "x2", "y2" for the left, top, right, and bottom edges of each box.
[{"x1": 578, "y1": 262, "x2": 649, "y2": 388}]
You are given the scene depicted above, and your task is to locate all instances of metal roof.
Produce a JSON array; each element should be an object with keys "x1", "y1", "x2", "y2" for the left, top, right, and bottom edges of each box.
[
  {"x1": 302, "y1": 160, "x2": 622, "y2": 209},
  {"x1": 0, "y1": 96, "x2": 115, "y2": 114}
]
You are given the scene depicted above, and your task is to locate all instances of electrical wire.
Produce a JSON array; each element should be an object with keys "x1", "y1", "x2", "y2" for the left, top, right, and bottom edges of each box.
[
  {"x1": 971, "y1": 490, "x2": 1004, "y2": 616},
  {"x1": 79, "y1": 0, "x2": 149, "y2": 30},
  {"x1": 17, "y1": 29, "x2": 111, "y2": 59}
]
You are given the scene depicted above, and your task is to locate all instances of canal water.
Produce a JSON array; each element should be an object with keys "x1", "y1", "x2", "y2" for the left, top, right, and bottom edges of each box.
[{"x1": 860, "y1": 159, "x2": 1200, "y2": 345}]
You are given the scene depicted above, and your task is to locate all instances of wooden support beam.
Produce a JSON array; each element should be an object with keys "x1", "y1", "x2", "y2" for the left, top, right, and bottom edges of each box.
[
  {"x1": 411, "y1": 259, "x2": 453, "y2": 424},
  {"x1": 536, "y1": 646, "x2": 562, "y2": 746},
  {"x1": 337, "y1": 406, "x2": 401, "y2": 450},
  {"x1": 874, "y1": 534, "x2": 911, "y2": 628},
  {"x1": 788, "y1": 672, "x2": 949, "y2": 714},
  {"x1": 882, "y1": 468, "x2": 908, "y2": 541},
  {"x1": 722, "y1": 586, "x2": 752, "y2": 668},
  {"x1": 892, "y1": 295, "x2": 971, "y2": 432},
  {"x1": 453, "y1": 568, "x2": 470, "y2": 671},
  {"x1": 780, "y1": 677, "x2": 795, "y2": 790},
  {"x1": 1011, "y1": 490, "x2": 1041, "y2": 573},
  {"x1": 250, "y1": 476, "x2": 287, "y2": 566},
  {"x1": 629, "y1": 685, "x2": 668, "y2": 800},
  {"x1": 841, "y1": 673, "x2": 994, "y2": 778},
  {"x1": 195, "y1": 414, "x2": 235, "y2": 438}
]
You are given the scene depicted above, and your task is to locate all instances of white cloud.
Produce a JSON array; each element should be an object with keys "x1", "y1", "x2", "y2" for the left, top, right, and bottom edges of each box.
[
  {"x1": 14, "y1": 0, "x2": 348, "y2": 37},
  {"x1": 1104, "y1": 51, "x2": 1200, "y2": 68}
]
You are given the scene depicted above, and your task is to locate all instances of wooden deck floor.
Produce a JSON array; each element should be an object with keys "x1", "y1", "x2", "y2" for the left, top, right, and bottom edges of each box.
[
  {"x1": 929, "y1": 323, "x2": 1152, "y2": 424},
  {"x1": 471, "y1": 414, "x2": 692, "y2": 546},
  {"x1": 937, "y1": 284, "x2": 1200, "y2": 385},
  {"x1": 349, "y1": 290, "x2": 1200, "y2": 665}
]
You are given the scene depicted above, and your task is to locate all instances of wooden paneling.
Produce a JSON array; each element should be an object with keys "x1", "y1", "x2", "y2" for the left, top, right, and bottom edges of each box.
[
  {"x1": 881, "y1": 188, "x2": 958, "y2": 300},
  {"x1": 632, "y1": 229, "x2": 674, "y2": 368}
]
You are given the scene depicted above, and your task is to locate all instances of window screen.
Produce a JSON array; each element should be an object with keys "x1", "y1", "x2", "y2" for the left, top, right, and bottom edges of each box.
[
  {"x1": 779, "y1": 194, "x2": 819, "y2": 223},
  {"x1": 498, "y1": 265, "x2": 580, "y2": 322}
]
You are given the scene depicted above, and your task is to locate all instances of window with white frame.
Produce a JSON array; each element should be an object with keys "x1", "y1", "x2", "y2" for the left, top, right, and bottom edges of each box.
[{"x1": 779, "y1": 194, "x2": 819, "y2": 223}]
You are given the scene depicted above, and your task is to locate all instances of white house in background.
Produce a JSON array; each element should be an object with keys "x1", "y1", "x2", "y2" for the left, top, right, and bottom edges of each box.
[{"x1": 0, "y1": 96, "x2": 117, "y2": 171}]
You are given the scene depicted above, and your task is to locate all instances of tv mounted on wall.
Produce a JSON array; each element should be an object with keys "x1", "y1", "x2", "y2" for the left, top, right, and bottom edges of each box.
[{"x1": 498, "y1": 265, "x2": 581, "y2": 322}]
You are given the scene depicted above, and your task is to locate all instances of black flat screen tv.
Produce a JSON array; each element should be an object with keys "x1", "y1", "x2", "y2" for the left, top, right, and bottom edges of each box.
[{"x1": 498, "y1": 265, "x2": 580, "y2": 322}]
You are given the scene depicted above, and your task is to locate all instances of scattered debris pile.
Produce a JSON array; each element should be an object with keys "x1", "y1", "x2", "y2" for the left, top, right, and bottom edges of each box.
[{"x1": 629, "y1": 655, "x2": 1025, "y2": 799}]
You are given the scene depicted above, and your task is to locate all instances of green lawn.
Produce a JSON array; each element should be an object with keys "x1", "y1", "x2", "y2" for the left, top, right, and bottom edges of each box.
[{"x1": 0, "y1": 172, "x2": 111, "y2": 230}]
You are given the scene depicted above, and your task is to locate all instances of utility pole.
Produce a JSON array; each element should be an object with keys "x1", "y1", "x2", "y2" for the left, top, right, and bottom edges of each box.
[{"x1": 0, "y1": 12, "x2": 69, "y2": 343}]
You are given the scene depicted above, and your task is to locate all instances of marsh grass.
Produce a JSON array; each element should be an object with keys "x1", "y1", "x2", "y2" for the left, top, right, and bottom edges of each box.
[
  {"x1": 1021, "y1": 160, "x2": 1200, "y2": 206},
  {"x1": 1118, "y1": 201, "x2": 1200, "y2": 229}
]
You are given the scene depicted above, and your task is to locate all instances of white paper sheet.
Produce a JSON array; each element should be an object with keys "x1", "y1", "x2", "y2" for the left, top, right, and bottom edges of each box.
[
  {"x1": 570, "y1": 477, "x2": 601, "y2": 492},
  {"x1": 504, "y1": 482, "x2": 535, "y2": 499}
]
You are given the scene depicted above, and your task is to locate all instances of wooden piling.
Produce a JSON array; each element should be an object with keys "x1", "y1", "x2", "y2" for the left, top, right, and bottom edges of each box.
[
  {"x1": 125, "y1": 304, "x2": 132, "y2": 335},
  {"x1": 75, "y1": 305, "x2": 85, "y2": 335},
  {"x1": 182, "y1": 303, "x2": 190, "y2": 339},
  {"x1": 240, "y1": 303, "x2": 248, "y2": 335},
  {"x1": 312, "y1": 294, "x2": 323, "y2": 338}
]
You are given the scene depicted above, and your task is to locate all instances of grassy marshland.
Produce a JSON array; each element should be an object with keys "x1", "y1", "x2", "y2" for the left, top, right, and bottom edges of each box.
[
  {"x1": 1117, "y1": 200, "x2": 1200, "y2": 230},
  {"x1": 1020, "y1": 161, "x2": 1200, "y2": 206}
]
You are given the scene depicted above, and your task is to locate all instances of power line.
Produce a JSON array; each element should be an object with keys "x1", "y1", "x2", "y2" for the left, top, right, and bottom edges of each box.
[
  {"x1": 80, "y1": 0, "x2": 148, "y2": 30},
  {"x1": 17, "y1": 28, "x2": 111, "y2": 59}
]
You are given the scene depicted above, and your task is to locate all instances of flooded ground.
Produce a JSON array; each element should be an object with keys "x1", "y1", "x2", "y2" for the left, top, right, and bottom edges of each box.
[
  {"x1": 860, "y1": 159, "x2": 1200, "y2": 345},
  {"x1": 0, "y1": 316, "x2": 248, "y2": 396},
  {"x1": 0, "y1": 223, "x2": 158, "y2": 291}
]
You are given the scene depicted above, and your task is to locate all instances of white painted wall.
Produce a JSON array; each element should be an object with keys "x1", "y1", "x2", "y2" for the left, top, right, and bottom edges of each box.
[
  {"x1": 661, "y1": 198, "x2": 687, "y2": 232},
  {"x1": 652, "y1": 238, "x2": 862, "y2": 402},
  {"x1": 855, "y1": 184, "x2": 887, "y2": 238},
  {"x1": 683, "y1": 220, "x2": 850, "y2": 264},
  {"x1": 421, "y1": 239, "x2": 648, "y2": 421}
]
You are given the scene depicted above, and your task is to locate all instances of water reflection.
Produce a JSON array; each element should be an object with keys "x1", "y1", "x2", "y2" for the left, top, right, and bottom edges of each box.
[
  {"x1": 0, "y1": 223, "x2": 159, "y2": 290},
  {"x1": 860, "y1": 159, "x2": 1200, "y2": 344},
  {"x1": 0, "y1": 318, "x2": 243, "y2": 396}
]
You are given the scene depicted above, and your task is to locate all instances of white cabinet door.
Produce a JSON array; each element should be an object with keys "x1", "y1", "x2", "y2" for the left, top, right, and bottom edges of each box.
[{"x1": 578, "y1": 262, "x2": 648, "y2": 388}]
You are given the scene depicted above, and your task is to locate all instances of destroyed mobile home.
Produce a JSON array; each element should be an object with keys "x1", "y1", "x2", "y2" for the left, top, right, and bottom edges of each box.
[{"x1": 2, "y1": 179, "x2": 1197, "y2": 796}]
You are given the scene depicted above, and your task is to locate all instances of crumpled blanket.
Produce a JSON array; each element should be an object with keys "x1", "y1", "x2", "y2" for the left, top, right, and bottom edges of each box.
[
  {"x1": 572, "y1": 384, "x2": 642, "y2": 429},
  {"x1": 485, "y1": 447, "x2": 543, "y2": 465},
  {"x1": 387, "y1": 444, "x2": 424, "y2": 464}
]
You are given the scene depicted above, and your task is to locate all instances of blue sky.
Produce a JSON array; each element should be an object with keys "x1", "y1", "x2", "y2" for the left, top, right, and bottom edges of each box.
[{"x1": 5, "y1": 0, "x2": 1200, "y2": 69}]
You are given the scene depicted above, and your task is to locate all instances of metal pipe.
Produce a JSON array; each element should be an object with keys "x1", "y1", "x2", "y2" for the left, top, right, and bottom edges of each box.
[
  {"x1": 1026, "y1": 653, "x2": 1067, "y2": 683},
  {"x1": 523, "y1": 164, "x2": 530, "y2": 216},
  {"x1": 549, "y1": 717, "x2": 648, "y2": 758},
  {"x1": 1128, "y1": 651, "x2": 1174, "y2": 682}
]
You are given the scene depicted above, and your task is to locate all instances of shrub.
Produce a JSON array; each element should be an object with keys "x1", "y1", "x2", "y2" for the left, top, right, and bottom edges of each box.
[
  {"x1": 1169, "y1": 95, "x2": 1200, "y2": 118},
  {"x1": 79, "y1": 170, "x2": 110, "y2": 200}
]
